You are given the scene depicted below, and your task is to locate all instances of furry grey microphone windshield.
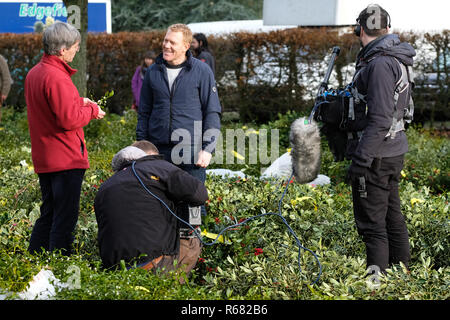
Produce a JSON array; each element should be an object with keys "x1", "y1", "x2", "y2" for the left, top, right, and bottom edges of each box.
[{"x1": 289, "y1": 117, "x2": 321, "y2": 184}]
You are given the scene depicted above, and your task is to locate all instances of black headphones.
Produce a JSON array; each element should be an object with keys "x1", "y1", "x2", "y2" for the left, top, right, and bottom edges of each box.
[
  {"x1": 354, "y1": 21, "x2": 362, "y2": 37},
  {"x1": 354, "y1": 5, "x2": 391, "y2": 37}
]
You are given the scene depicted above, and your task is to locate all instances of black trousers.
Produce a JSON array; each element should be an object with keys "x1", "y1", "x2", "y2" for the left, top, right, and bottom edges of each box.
[
  {"x1": 28, "y1": 169, "x2": 85, "y2": 256},
  {"x1": 350, "y1": 155, "x2": 410, "y2": 272}
]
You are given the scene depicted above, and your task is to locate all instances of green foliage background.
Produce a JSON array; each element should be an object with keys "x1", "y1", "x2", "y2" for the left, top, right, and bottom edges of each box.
[
  {"x1": 111, "y1": 0, "x2": 263, "y2": 32},
  {"x1": 3, "y1": 30, "x2": 447, "y2": 123},
  {"x1": 0, "y1": 106, "x2": 448, "y2": 300}
]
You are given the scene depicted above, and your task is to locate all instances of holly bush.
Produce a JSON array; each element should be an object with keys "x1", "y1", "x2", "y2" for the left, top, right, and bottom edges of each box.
[{"x1": 0, "y1": 106, "x2": 448, "y2": 300}]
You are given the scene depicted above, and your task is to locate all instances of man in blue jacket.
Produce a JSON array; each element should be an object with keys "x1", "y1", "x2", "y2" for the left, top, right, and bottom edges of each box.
[{"x1": 136, "y1": 23, "x2": 221, "y2": 222}]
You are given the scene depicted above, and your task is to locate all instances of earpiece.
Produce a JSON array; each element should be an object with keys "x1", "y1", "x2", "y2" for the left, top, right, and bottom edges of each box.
[{"x1": 354, "y1": 23, "x2": 361, "y2": 37}]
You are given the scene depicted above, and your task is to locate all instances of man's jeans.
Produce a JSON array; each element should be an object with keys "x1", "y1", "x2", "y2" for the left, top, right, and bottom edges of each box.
[
  {"x1": 349, "y1": 155, "x2": 410, "y2": 272},
  {"x1": 135, "y1": 237, "x2": 202, "y2": 284},
  {"x1": 28, "y1": 169, "x2": 85, "y2": 256}
]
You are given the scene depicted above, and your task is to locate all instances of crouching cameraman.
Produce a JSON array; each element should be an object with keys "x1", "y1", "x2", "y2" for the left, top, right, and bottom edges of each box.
[{"x1": 94, "y1": 140, "x2": 208, "y2": 282}]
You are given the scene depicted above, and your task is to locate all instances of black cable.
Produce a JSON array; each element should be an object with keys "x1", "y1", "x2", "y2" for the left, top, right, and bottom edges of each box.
[{"x1": 131, "y1": 161, "x2": 322, "y2": 285}]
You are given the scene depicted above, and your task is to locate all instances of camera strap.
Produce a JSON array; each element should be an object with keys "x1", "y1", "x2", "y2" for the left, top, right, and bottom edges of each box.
[
  {"x1": 349, "y1": 56, "x2": 414, "y2": 141},
  {"x1": 386, "y1": 58, "x2": 414, "y2": 139},
  {"x1": 348, "y1": 67, "x2": 367, "y2": 123}
]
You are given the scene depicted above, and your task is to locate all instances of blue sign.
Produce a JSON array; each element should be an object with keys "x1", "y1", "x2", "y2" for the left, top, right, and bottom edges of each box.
[{"x1": 0, "y1": 1, "x2": 111, "y2": 33}]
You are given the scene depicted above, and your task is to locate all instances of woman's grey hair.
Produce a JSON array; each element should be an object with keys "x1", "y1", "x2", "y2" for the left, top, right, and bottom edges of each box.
[{"x1": 43, "y1": 21, "x2": 81, "y2": 55}]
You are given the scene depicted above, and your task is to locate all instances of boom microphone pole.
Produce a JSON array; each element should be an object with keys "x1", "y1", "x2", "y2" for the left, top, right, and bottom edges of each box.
[
  {"x1": 318, "y1": 46, "x2": 341, "y2": 97},
  {"x1": 309, "y1": 46, "x2": 341, "y2": 123},
  {"x1": 290, "y1": 46, "x2": 341, "y2": 183}
]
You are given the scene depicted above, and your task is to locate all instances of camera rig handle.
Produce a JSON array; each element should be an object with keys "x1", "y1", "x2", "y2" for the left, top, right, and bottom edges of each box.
[
  {"x1": 317, "y1": 46, "x2": 341, "y2": 97},
  {"x1": 307, "y1": 46, "x2": 341, "y2": 124}
]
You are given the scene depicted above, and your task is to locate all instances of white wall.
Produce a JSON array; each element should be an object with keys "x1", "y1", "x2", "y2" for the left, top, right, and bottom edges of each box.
[
  {"x1": 263, "y1": 0, "x2": 450, "y2": 32},
  {"x1": 187, "y1": 20, "x2": 297, "y2": 35}
]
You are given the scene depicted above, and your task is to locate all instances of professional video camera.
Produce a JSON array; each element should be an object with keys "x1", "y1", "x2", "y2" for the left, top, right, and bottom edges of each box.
[
  {"x1": 309, "y1": 46, "x2": 414, "y2": 163},
  {"x1": 307, "y1": 46, "x2": 357, "y2": 162}
]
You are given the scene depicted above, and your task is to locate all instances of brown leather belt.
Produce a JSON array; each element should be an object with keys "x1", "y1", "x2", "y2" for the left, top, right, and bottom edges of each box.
[{"x1": 139, "y1": 255, "x2": 163, "y2": 270}]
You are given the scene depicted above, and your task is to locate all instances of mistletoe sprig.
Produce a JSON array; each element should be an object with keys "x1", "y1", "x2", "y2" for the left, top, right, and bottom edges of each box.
[{"x1": 96, "y1": 90, "x2": 114, "y2": 108}]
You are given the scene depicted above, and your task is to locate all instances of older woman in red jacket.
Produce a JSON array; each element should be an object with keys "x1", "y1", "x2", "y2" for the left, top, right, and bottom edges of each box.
[{"x1": 25, "y1": 21, "x2": 105, "y2": 256}]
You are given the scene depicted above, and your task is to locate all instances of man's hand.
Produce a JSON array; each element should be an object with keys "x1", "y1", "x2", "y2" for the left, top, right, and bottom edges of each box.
[
  {"x1": 196, "y1": 150, "x2": 212, "y2": 168},
  {"x1": 1, "y1": 95, "x2": 6, "y2": 104}
]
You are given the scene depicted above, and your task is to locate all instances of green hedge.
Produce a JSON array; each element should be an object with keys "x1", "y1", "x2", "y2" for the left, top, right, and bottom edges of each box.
[
  {"x1": 1, "y1": 29, "x2": 448, "y2": 122},
  {"x1": 0, "y1": 108, "x2": 448, "y2": 300}
]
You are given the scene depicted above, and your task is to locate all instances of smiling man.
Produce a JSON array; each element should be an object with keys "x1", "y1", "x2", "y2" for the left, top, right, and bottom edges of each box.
[{"x1": 136, "y1": 24, "x2": 221, "y2": 230}]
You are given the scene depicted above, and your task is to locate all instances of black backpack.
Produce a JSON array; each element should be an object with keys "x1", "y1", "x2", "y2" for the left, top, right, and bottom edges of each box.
[{"x1": 314, "y1": 56, "x2": 414, "y2": 161}]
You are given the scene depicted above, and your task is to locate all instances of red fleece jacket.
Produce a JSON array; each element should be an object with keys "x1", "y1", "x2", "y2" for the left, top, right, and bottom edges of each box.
[{"x1": 25, "y1": 53, "x2": 99, "y2": 174}]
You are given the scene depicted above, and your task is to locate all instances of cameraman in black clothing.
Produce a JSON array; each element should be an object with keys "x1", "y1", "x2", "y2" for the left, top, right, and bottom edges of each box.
[
  {"x1": 94, "y1": 140, "x2": 208, "y2": 282},
  {"x1": 347, "y1": 4, "x2": 415, "y2": 274}
]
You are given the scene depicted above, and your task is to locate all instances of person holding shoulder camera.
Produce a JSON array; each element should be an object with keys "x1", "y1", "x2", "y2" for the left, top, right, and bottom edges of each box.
[
  {"x1": 347, "y1": 4, "x2": 415, "y2": 274},
  {"x1": 94, "y1": 140, "x2": 208, "y2": 282}
]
